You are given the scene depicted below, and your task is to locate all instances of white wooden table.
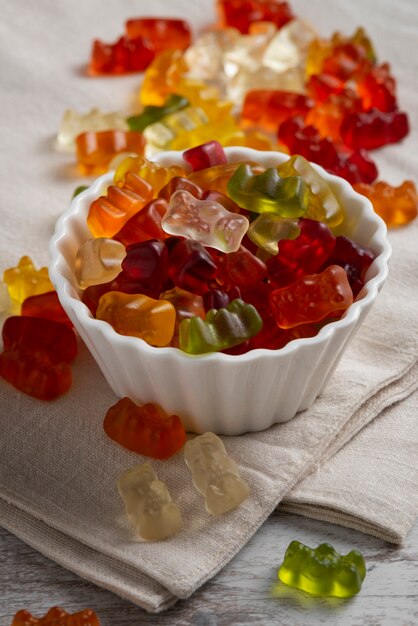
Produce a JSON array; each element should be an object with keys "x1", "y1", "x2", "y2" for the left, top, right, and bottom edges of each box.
[{"x1": 2, "y1": 510, "x2": 417, "y2": 625}]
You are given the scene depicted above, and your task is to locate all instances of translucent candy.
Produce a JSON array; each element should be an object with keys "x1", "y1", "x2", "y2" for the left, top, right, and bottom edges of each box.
[
  {"x1": 353, "y1": 180, "x2": 418, "y2": 227},
  {"x1": 56, "y1": 108, "x2": 128, "y2": 152},
  {"x1": 104, "y1": 397, "x2": 186, "y2": 459},
  {"x1": 179, "y1": 298, "x2": 263, "y2": 354},
  {"x1": 223, "y1": 22, "x2": 277, "y2": 76},
  {"x1": 184, "y1": 28, "x2": 239, "y2": 83},
  {"x1": 87, "y1": 172, "x2": 154, "y2": 237},
  {"x1": 247, "y1": 215, "x2": 300, "y2": 255},
  {"x1": 226, "y1": 65, "x2": 306, "y2": 104},
  {"x1": 74, "y1": 238, "x2": 126, "y2": 289},
  {"x1": 277, "y1": 155, "x2": 345, "y2": 227},
  {"x1": 11, "y1": 607, "x2": 100, "y2": 625},
  {"x1": 3, "y1": 256, "x2": 53, "y2": 305},
  {"x1": 227, "y1": 164, "x2": 309, "y2": 217},
  {"x1": 262, "y1": 19, "x2": 317, "y2": 73},
  {"x1": 278, "y1": 541, "x2": 366, "y2": 598},
  {"x1": 162, "y1": 190, "x2": 249, "y2": 252},
  {"x1": 96, "y1": 291, "x2": 176, "y2": 346},
  {"x1": 184, "y1": 432, "x2": 250, "y2": 514},
  {"x1": 118, "y1": 463, "x2": 183, "y2": 540},
  {"x1": 113, "y1": 154, "x2": 186, "y2": 193},
  {"x1": 144, "y1": 106, "x2": 209, "y2": 152},
  {"x1": 0, "y1": 281, "x2": 11, "y2": 314},
  {"x1": 270, "y1": 265, "x2": 353, "y2": 328},
  {"x1": 140, "y1": 49, "x2": 189, "y2": 106}
]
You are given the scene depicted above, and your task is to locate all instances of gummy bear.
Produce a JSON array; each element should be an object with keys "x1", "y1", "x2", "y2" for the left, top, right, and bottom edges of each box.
[
  {"x1": 87, "y1": 172, "x2": 154, "y2": 238},
  {"x1": 340, "y1": 108, "x2": 409, "y2": 150},
  {"x1": 74, "y1": 238, "x2": 126, "y2": 289},
  {"x1": 140, "y1": 49, "x2": 188, "y2": 106},
  {"x1": 278, "y1": 540, "x2": 366, "y2": 597},
  {"x1": 113, "y1": 154, "x2": 186, "y2": 192},
  {"x1": 3, "y1": 256, "x2": 53, "y2": 305},
  {"x1": 104, "y1": 397, "x2": 186, "y2": 459},
  {"x1": 270, "y1": 265, "x2": 353, "y2": 328},
  {"x1": 168, "y1": 239, "x2": 218, "y2": 295},
  {"x1": 0, "y1": 316, "x2": 77, "y2": 400},
  {"x1": 227, "y1": 163, "x2": 309, "y2": 217},
  {"x1": 217, "y1": 0, "x2": 294, "y2": 34},
  {"x1": 125, "y1": 17, "x2": 191, "y2": 54},
  {"x1": 277, "y1": 154, "x2": 345, "y2": 227},
  {"x1": 143, "y1": 106, "x2": 209, "y2": 152},
  {"x1": 56, "y1": 108, "x2": 128, "y2": 152},
  {"x1": 88, "y1": 35, "x2": 155, "y2": 76},
  {"x1": 11, "y1": 606, "x2": 100, "y2": 625},
  {"x1": 162, "y1": 190, "x2": 249, "y2": 253},
  {"x1": 353, "y1": 180, "x2": 418, "y2": 227},
  {"x1": 113, "y1": 198, "x2": 168, "y2": 247},
  {"x1": 183, "y1": 140, "x2": 227, "y2": 171},
  {"x1": 76, "y1": 130, "x2": 145, "y2": 176},
  {"x1": 241, "y1": 90, "x2": 313, "y2": 132},
  {"x1": 118, "y1": 463, "x2": 183, "y2": 540},
  {"x1": 247, "y1": 214, "x2": 300, "y2": 255},
  {"x1": 179, "y1": 298, "x2": 263, "y2": 354},
  {"x1": 96, "y1": 291, "x2": 175, "y2": 346},
  {"x1": 184, "y1": 432, "x2": 250, "y2": 514},
  {"x1": 21, "y1": 291, "x2": 73, "y2": 328}
]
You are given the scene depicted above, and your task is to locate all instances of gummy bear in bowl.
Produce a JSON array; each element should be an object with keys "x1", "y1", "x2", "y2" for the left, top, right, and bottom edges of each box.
[{"x1": 49, "y1": 146, "x2": 390, "y2": 435}]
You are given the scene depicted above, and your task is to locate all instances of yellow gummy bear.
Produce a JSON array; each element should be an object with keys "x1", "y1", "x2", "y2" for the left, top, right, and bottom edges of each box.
[{"x1": 3, "y1": 256, "x2": 54, "y2": 305}]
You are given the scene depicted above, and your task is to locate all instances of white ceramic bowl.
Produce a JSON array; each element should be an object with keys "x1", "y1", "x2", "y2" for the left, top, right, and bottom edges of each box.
[{"x1": 49, "y1": 148, "x2": 391, "y2": 435}]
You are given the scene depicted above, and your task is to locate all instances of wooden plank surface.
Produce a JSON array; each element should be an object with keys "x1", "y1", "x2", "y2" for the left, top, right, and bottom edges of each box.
[{"x1": 2, "y1": 511, "x2": 418, "y2": 625}]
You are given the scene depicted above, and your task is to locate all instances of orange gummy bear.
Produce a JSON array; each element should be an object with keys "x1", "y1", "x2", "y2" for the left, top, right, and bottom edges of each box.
[
  {"x1": 104, "y1": 397, "x2": 186, "y2": 459},
  {"x1": 353, "y1": 180, "x2": 418, "y2": 227},
  {"x1": 96, "y1": 291, "x2": 176, "y2": 346},
  {"x1": 11, "y1": 606, "x2": 100, "y2": 625},
  {"x1": 75, "y1": 129, "x2": 145, "y2": 176},
  {"x1": 87, "y1": 172, "x2": 154, "y2": 237}
]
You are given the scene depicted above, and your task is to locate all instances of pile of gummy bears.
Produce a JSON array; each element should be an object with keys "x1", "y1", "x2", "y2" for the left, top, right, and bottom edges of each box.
[{"x1": 1, "y1": 0, "x2": 417, "y2": 402}]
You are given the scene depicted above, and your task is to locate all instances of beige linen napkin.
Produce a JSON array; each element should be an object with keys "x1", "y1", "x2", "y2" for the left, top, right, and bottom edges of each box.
[{"x1": 1, "y1": 0, "x2": 418, "y2": 614}]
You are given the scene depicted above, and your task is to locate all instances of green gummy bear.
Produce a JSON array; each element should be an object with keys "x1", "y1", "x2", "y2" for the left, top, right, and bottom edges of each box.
[
  {"x1": 126, "y1": 94, "x2": 190, "y2": 132},
  {"x1": 226, "y1": 163, "x2": 309, "y2": 217},
  {"x1": 179, "y1": 298, "x2": 263, "y2": 355},
  {"x1": 278, "y1": 540, "x2": 366, "y2": 598},
  {"x1": 277, "y1": 155, "x2": 345, "y2": 228}
]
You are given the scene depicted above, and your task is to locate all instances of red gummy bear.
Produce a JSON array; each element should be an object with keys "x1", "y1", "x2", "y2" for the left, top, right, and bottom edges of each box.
[
  {"x1": 11, "y1": 606, "x2": 100, "y2": 625},
  {"x1": 0, "y1": 316, "x2": 77, "y2": 400},
  {"x1": 103, "y1": 397, "x2": 186, "y2": 459}
]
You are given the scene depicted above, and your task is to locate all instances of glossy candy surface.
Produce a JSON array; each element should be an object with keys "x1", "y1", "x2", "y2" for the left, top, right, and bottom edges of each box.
[
  {"x1": 183, "y1": 140, "x2": 227, "y2": 171},
  {"x1": 11, "y1": 607, "x2": 100, "y2": 625},
  {"x1": 87, "y1": 172, "x2": 153, "y2": 237},
  {"x1": 184, "y1": 432, "x2": 249, "y2": 514},
  {"x1": 88, "y1": 35, "x2": 154, "y2": 75},
  {"x1": 127, "y1": 94, "x2": 190, "y2": 132},
  {"x1": 76, "y1": 130, "x2": 145, "y2": 176},
  {"x1": 270, "y1": 264, "x2": 353, "y2": 328},
  {"x1": 75, "y1": 238, "x2": 126, "y2": 289},
  {"x1": 179, "y1": 298, "x2": 263, "y2": 354},
  {"x1": 118, "y1": 463, "x2": 183, "y2": 539},
  {"x1": 96, "y1": 291, "x2": 175, "y2": 346},
  {"x1": 114, "y1": 154, "x2": 185, "y2": 192},
  {"x1": 0, "y1": 316, "x2": 77, "y2": 400},
  {"x1": 353, "y1": 180, "x2": 418, "y2": 227},
  {"x1": 217, "y1": 0, "x2": 294, "y2": 34},
  {"x1": 104, "y1": 397, "x2": 186, "y2": 459},
  {"x1": 3, "y1": 256, "x2": 53, "y2": 305},
  {"x1": 57, "y1": 108, "x2": 128, "y2": 152},
  {"x1": 227, "y1": 164, "x2": 309, "y2": 216},
  {"x1": 21, "y1": 291, "x2": 73, "y2": 328},
  {"x1": 278, "y1": 540, "x2": 366, "y2": 597},
  {"x1": 162, "y1": 190, "x2": 249, "y2": 252},
  {"x1": 125, "y1": 18, "x2": 191, "y2": 54}
]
